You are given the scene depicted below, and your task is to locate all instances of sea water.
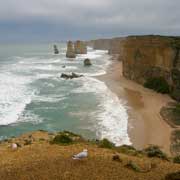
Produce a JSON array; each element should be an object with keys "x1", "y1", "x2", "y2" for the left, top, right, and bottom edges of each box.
[{"x1": 0, "y1": 43, "x2": 130, "y2": 145}]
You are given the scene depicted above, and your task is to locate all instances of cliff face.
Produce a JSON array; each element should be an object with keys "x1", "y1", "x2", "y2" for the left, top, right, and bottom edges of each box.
[
  {"x1": 66, "y1": 41, "x2": 76, "y2": 58},
  {"x1": 74, "y1": 40, "x2": 87, "y2": 54},
  {"x1": 86, "y1": 38, "x2": 125, "y2": 59},
  {"x1": 88, "y1": 39, "x2": 111, "y2": 50},
  {"x1": 122, "y1": 35, "x2": 180, "y2": 101},
  {"x1": 108, "y1": 37, "x2": 125, "y2": 55}
]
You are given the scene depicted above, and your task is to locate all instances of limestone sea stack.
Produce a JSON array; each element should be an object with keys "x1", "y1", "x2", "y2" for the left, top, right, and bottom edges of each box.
[
  {"x1": 84, "y1": 58, "x2": 92, "y2": 66},
  {"x1": 53, "y1": 45, "x2": 59, "y2": 54},
  {"x1": 74, "y1": 40, "x2": 87, "y2": 54},
  {"x1": 66, "y1": 41, "x2": 76, "y2": 58}
]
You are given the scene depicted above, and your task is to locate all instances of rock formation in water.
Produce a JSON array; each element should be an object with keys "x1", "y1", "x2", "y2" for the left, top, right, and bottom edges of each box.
[
  {"x1": 66, "y1": 41, "x2": 76, "y2": 58},
  {"x1": 84, "y1": 58, "x2": 92, "y2": 66},
  {"x1": 122, "y1": 35, "x2": 180, "y2": 101},
  {"x1": 53, "y1": 45, "x2": 59, "y2": 54},
  {"x1": 61, "y1": 73, "x2": 83, "y2": 79},
  {"x1": 74, "y1": 40, "x2": 87, "y2": 54}
]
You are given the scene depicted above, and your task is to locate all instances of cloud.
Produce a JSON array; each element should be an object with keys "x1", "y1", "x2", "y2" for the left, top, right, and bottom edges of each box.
[{"x1": 0, "y1": 0, "x2": 180, "y2": 42}]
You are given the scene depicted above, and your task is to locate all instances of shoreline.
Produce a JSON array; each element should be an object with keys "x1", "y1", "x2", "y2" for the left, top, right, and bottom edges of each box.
[{"x1": 97, "y1": 56, "x2": 174, "y2": 154}]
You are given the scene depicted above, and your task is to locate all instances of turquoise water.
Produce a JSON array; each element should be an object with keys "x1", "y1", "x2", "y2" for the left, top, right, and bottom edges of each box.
[{"x1": 0, "y1": 43, "x2": 130, "y2": 145}]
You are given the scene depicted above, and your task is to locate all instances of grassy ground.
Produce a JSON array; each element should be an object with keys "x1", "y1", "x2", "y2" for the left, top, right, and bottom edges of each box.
[{"x1": 0, "y1": 131, "x2": 180, "y2": 180}]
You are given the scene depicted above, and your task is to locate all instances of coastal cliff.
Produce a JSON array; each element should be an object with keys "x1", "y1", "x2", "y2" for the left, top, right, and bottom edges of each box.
[
  {"x1": 66, "y1": 41, "x2": 76, "y2": 58},
  {"x1": 74, "y1": 40, "x2": 87, "y2": 54},
  {"x1": 86, "y1": 37, "x2": 125, "y2": 57},
  {"x1": 88, "y1": 35, "x2": 180, "y2": 101},
  {"x1": 122, "y1": 35, "x2": 180, "y2": 101}
]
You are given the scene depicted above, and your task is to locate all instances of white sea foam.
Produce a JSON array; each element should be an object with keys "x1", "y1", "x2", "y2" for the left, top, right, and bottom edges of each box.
[
  {"x1": 33, "y1": 95, "x2": 66, "y2": 103},
  {"x1": 72, "y1": 77, "x2": 131, "y2": 146},
  {"x1": 0, "y1": 72, "x2": 36, "y2": 125},
  {"x1": 77, "y1": 50, "x2": 108, "y2": 60},
  {"x1": 17, "y1": 111, "x2": 43, "y2": 124}
]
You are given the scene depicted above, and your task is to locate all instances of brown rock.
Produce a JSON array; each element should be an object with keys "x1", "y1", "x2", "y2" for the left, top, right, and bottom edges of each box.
[
  {"x1": 74, "y1": 40, "x2": 87, "y2": 54},
  {"x1": 66, "y1": 41, "x2": 76, "y2": 58},
  {"x1": 84, "y1": 58, "x2": 92, "y2": 66}
]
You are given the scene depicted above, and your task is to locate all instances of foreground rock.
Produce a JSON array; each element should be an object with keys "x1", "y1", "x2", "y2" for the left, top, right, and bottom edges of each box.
[
  {"x1": 61, "y1": 73, "x2": 83, "y2": 79},
  {"x1": 66, "y1": 41, "x2": 76, "y2": 58},
  {"x1": 74, "y1": 40, "x2": 87, "y2": 54},
  {"x1": 53, "y1": 45, "x2": 59, "y2": 54},
  {"x1": 84, "y1": 58, "x2": 92, "y2": 66}
]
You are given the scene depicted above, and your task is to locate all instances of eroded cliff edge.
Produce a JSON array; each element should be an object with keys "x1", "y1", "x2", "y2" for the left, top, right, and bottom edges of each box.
[
  {"x1": 87, "y1": 35, "x2": 180, "y2": 101},
  {"x1": 123, "y1": 35, "x2": 180, "y2": 102}
]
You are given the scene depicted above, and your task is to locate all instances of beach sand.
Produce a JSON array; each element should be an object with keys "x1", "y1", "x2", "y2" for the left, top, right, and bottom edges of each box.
[{"x1": 97, "y1": 58, "x2": 174, "y2": 154}]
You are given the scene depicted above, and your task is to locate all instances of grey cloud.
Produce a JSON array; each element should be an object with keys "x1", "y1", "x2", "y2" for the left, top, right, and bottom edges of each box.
[{"x1": 0, "y1": 0, "x2": 180, "y2": 42}]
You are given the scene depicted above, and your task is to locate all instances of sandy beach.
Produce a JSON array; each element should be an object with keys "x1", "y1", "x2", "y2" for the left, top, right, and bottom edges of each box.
[{"x1": 97, "y1": 57, "x2": 174, "y2": 154}]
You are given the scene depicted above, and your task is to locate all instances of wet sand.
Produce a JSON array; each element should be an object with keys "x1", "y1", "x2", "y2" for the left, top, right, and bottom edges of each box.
[{"x1": 97, "y1": 58, "x2": 174, "y2": 154}]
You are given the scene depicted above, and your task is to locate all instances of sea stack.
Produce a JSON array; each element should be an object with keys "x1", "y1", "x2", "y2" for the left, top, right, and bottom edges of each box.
[
  {"x1": 74, "y1": 40, "x2": 87, "y2": 54},
  {"x1": 66, "y1": 41, "x2": 76, "y2": 58},
  {"x1": 84, "y1": 58, "x2": 92, "y2": 66},
  {"x1": 53, "y1": 45, "x2": 59, "y2": 54}
]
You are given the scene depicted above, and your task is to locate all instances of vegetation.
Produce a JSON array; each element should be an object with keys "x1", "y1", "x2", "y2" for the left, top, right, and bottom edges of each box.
[
  {"x1": 125, "y1": 161, "x2": 141, "y2": 172},
  {"x1": 98, "y1": 138, "x2": 115, "y2": 149},
  {"x1": 51, "y1": 134, "x2": 72, "y2": 145},
  {"x1": 24, "y1": 139, "x2": 32, "y2": 145},
  {"x1": 173, "y1": 103, "x2": 180, "y2": 116},
  {"x1": 143, "y1": 145, "x2": 168, "y2": 160},
  {"x1": 173, "y1": 155, "x2": 180, "y2": 164},
  {"x1": 116, "y1": 145, "x2": 140, "y2": 156},
  {"x1": 144, "y1": 77, "x2": 170, "y2": 94},
  {"x1": 171, "y1": 130, "x2": 180, "y2": 155}
]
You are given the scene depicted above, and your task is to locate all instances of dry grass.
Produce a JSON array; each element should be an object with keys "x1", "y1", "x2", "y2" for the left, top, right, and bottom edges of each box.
[{"x1": 0, "y1": 131, "x2": 180, "y2": 180}]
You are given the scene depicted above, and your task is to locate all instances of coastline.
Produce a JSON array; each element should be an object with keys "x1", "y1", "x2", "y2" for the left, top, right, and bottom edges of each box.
[{"x1": 97, "y1": 56, "x2": 174, "y2": 154}]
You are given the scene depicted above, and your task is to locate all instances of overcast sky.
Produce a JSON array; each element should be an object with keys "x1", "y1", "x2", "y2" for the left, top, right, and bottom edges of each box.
[{"x1": 1, "y1": 0, "x2": 180, "y2": 42}]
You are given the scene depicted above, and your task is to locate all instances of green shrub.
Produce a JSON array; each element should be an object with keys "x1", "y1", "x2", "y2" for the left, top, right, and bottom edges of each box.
[
  {"x1": 144, "y1": 77, "x2": 170, "y2": 94},
  {"x1": 116, "y1": 145, "x2": 139, "y2": 156},
  {"x1": 125, "y1": 161, "x2": 141, "y2": 172},
  {"x1": 173, "y1": 155, "x2": 180, "y2": 164},
  {"x1": 98, "y1": 138, "x2": 115, "y2": 149},
  {"x1": 173, "y1": 103, "x2": 180, "y2": 115},
  {"x1": 51, "y1": 134, "x2": 72, "y2": 145},
  {"x1": 143, "y1": 145, "x2": 168, "y2": 160},
  {"x1": 24, "y1": 139, "x2": 32, "y2": 146}
]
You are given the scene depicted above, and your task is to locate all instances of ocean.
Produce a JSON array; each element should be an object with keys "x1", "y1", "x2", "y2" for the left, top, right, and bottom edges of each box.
[{"x1": 0, "y1": 43, "x2": 130, "y2": 146}]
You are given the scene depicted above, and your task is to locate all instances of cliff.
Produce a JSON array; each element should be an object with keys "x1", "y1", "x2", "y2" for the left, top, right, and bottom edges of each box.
[
  {"x1": 122, "y1": 35, "x2": 180, "y2": 101},
  {"x1": 87, "y1": 39, "x2": 111, "y2": 50},
  {"x1": 74, "y1": 40, "x2": 87, "y2": 54},
  {"x1": 86, "y1": 37, "x2": 125, "y2": 58},
  {"x1": 66, "y1": 41, "x2": 76, "y2": 58}
]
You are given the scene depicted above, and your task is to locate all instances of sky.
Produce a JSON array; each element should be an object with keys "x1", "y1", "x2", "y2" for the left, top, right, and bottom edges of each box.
[{"x1": 0, "y1": 0, "x2": 180, "y2": 42}]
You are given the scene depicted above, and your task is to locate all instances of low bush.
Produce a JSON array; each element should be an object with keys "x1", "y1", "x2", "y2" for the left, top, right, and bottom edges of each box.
[
  {"x1": 173, "y1": 103, "x2": 180, "y2": 115},
  {"x1": 144, "y1": 77, "x2": 170, "y2": 94},
  {"x1": 173, "y1": 155, "x2": 180, "y2": 164},
  {"x1": 116, "y1": 145, "x2": 139, "y2": 156},
  {"x1": 98, "y1": 138, "x2": 115, "y2": 149},
  {"x1": 143, "y1": 145, "x2": 168, "y2": 160},
  {"x1": 24, "y1": 139, "x2": 32, "y2": 146},
  {"x1": 125, "y1": 161, "x2": 141, "y2": 172},
  {"x1": 51, "y1": 134, "x2": 72, "y2": 145}
]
